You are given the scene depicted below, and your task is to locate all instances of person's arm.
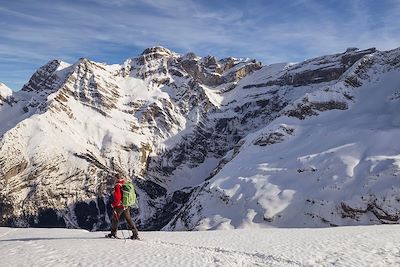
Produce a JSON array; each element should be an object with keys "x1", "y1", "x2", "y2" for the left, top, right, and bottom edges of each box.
[{"x1": 111, "y1": 184, "x2": 121, "y2": 208}]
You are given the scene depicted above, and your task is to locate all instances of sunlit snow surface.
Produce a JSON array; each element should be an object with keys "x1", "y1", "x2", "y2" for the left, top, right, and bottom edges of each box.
[
  {"x1": 0, "y1": 82, "x2": 12, "y2": 98},
  {"x1": 169, "y1": 68, "x2": 400, "y2": 230},
  {"x1": 0, "y1": 226, "x2": 399, "y2": 266}
]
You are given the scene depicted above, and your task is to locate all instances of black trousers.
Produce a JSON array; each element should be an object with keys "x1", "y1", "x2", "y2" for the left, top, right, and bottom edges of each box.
[{"x1": 111, "y1": 207, "x2": 139, "y2": 238}]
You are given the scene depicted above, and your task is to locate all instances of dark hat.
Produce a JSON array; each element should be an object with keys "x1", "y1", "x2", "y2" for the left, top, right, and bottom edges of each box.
[{"x1": 115, "y1": 173, "x2": 124, "y2": 181}]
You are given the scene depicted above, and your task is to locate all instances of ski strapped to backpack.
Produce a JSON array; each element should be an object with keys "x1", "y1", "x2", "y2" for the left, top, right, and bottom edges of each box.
[{"x1": 121, "y1": 180, "x2": 136, "y2": 209}]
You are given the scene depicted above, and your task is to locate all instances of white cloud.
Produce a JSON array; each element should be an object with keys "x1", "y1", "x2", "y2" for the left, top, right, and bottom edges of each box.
[{"x1": 0, "y1": 0, "x2": 399, "y2": 90}]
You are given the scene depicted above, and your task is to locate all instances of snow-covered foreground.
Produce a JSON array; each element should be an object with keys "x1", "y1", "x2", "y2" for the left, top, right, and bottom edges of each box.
[{"x1": 0, "y1": 225, "x2": 399, "y2": 266}]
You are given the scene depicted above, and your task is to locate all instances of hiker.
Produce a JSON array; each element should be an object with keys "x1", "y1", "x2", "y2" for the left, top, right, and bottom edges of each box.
[{"x1": 106, "y1": 173, "x2": 140, "y2": 240}]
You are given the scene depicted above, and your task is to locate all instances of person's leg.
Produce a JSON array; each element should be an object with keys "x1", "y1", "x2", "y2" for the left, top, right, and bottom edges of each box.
[
  {"x1": 110, "y1": 208, "x2": 124, "y2": 236},
  {"x1": 123, "y1": 209, "x2": 139, "y2": 239}
]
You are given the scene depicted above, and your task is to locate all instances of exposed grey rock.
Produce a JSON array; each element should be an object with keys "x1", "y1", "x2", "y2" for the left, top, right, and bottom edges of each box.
[
  {"x1": 253, "y1": 125, "x2": 294, "y2": 146},
  {"x1": 22, "y1": 60, "x2": 68, "y2": 93},
  {"x1": 285, "y1": 99, "x2": 348, "y2": 120},
  {"x1": 243, "y1": 48, "x2": 376, "y2": 89}
]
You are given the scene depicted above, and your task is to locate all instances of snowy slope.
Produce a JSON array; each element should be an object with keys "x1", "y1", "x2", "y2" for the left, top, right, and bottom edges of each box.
[
  {"x1": 1, "y1": 46, "x2": 400, "y2": 231},
  {"x1": 0, "y1": 225, "x2": 399, "y2": 266},
  {"x1": 0, "y1": 82, "x2": 12, "y2": 98},
  {"x1": 165, "y1": 48, "x2": 400, "y2": 230},
  {"x1": 0, "y1": 82, "x2": 12, "y2": 107}
]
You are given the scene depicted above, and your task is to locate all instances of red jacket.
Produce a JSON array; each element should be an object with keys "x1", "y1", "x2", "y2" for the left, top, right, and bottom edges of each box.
[{"x1": 111, "y1": 179, "x2": 125, "y2": 209}]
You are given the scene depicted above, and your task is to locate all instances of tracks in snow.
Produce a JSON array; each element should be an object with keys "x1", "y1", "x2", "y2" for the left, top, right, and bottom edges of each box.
[{"x1": 150, "y1": 240, "x2": 303, "y2": 266}]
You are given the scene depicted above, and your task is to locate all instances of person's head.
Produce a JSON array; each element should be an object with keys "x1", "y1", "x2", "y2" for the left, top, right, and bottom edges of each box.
[{"x1": 115, "y1": 173, "x2": 124, "y2": 183}]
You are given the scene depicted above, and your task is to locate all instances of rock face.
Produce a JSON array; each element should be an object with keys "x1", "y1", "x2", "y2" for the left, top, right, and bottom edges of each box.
[{"x1": 1, "y1": 46, "x2": 400, "y2": 231}]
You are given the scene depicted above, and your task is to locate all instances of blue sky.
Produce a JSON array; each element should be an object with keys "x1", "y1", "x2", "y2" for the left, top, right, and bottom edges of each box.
[{"x1": 1, "y1": 0, "x2": 399, "y2": 90}]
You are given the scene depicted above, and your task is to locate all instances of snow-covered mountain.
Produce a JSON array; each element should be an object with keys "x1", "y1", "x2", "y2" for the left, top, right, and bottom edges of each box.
[{"x1": 0, "y1": 46, "x2": 399, "y2": 230}]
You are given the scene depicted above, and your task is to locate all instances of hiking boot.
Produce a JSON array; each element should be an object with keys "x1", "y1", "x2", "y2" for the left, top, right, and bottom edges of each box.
[
  {"x1": 130, "y1": 235, "x2": 140, "y2": 240},
  {"x1": 106, "y1": 233, "x2": 117, "y2": 238}
]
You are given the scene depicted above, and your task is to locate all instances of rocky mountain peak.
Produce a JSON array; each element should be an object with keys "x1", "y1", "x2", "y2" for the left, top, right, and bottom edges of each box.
[
  {"x1": 141, "y1": 46, "x2": 176, "y2": 56},
  {"x1": 0, "y1": 82, "x2": 13, "y2": 106},
  {"x1": 202, "y1": 55, "x2": 218, "y2": 67},
  {"x1": 241, "y1": 47, "x2": 376, "y2": 90},
  {"x1": 122, "y1": 47, "x2": 263, "y2": 88},
  {"x1": 0, "y1": 82, "x2": 12, "y2": 93},
  {"x1": 345, "y1": 47, "x2": 359, "y2": 53},
  {"x1": 182, "y1": 52, "x2": 199, "y2": 61},
  {"x1": 21, "y1": 59, "x2": 71, "y2": 93}
]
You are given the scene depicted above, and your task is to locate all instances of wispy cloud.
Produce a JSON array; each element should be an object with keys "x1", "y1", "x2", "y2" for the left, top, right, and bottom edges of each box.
[{"x1": 0, "y1": 0, "x2": 399, "y2": 90}]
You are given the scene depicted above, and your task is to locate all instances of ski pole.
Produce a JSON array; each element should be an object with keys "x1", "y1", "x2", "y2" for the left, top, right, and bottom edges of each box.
[
  {"x1": 121, "y1": 224, "x2": 126, "y2": 242},
  {"x1": 114, "y1": 210, "x2": 121, "y2": 238},
  {"x1": 115, "y1": 209, "x2": 126, "y2": 242}
]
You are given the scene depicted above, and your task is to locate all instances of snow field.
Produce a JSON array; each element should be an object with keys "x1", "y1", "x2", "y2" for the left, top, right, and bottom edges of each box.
[{"x1": 0, "y1": 225, "x2": 399, "y2": 267}]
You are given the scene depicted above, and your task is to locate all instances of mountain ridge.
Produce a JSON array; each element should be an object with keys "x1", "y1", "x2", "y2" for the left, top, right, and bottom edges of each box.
[{"x1": 1, "y1": 46, "x2": 399, "y2": 230}]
